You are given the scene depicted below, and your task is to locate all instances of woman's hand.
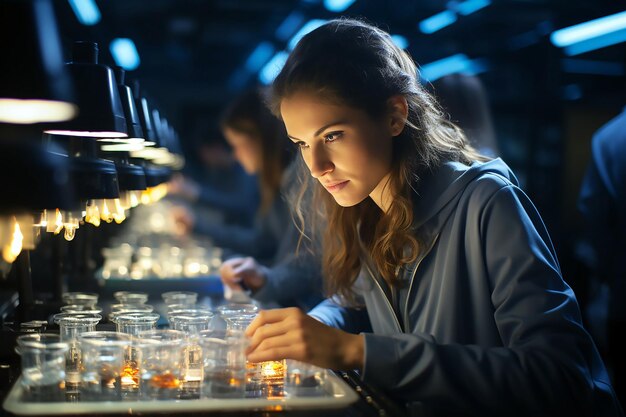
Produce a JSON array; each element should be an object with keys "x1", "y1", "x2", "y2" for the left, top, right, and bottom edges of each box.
[
  {"x1": 170, "y1": 205, "x2": 195, "y2": 236},
  {"x1": 219, "y1": 257, "x2": 268, "y2": 293},
  {"x1": 167, "y1": 173, "x2": 200, "y2": 201},
  {"x1": 245, "y1": 307, "x2": 365, "y2": 371}
]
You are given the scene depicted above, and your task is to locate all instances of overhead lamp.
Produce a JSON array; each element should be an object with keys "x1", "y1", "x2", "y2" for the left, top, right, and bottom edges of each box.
[
  {"x1": 0, "y1": 0, "x2": 77, "y2": 124},
  {"x1": 275, "y1": 11, "x2": 304, "y2": 41},
  {"x1": 131, "y1": 109, "x2": 170, "y2": 161},
  {"x1": 245, "y1": 42, "x2": 275, "y2": 73},
  {"x1": 550, "y1": 11, "x2": 626, "y2": 56},
  {"x1": 419, "y1": 54, "x2": 489, "y2": 82},
  {"x1": 61, "y1": 137, "x2": 122, "y2": 228},
  {"x1": 99, "y1": 68, "x2": 145, "y2": 145},
  {"x1": 68, "y1": 0, "x2": 101, "y2": 26},
  {"x1": 99, "y1": 151, "x2": 147, "y2": 211},
  {"x1": 141, "y1": 166, "x2": 172, "y2": 204},
  {"x1": 259, "y1": 51, "x2": 289, "y2": 85},
  {"x1": 109, "y1": 38, "x2": 140, "y2": 71},
  {"x1": 0, "y1": 131, "x2": 76, "y2": 213},
  {"x1": 288, "y1": 19, "x2": 327, "y2": 51},
  {"x1": 45, "y1": 42, "x2": 128, "y2": 138},
  {"x1": 323, "y1": 0, "x2": 356, "y2": 13},
  {"x1": 132, "y1": 81, "x2": 156, "y2": 146},
  {"x1": 419, "y1": 10, "x2": 457, "y2": 34}
]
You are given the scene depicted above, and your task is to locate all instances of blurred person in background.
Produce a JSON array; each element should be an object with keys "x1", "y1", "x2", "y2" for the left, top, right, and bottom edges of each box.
[
  {"x1": 169, "y1": 139, "x2": 260, "y2": 228},
  {"x1": 578, "y1": 107, "x2": 626, "y2": 407},
  {"x1": 430, "y1": 73, "x2": 499, "y2": 157},
  {"x1": 176, "y1": 88, "x2": 324, "y2": 309},
  {"x1": 168, "y1": 131, "x2": 260, "y2": 229}
]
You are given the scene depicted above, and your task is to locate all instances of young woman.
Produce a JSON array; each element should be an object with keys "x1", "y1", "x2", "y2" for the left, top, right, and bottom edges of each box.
[
  {"x1": 244, "y1": 19, "x2": 622, "y2": 416},
  {"x1": 208, "y1": 88, "x2": 324, "y2": 309}
]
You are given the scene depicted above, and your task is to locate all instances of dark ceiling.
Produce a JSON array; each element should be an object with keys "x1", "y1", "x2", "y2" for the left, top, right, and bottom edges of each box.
[{"x1": 51, "y1": 0, "x2": 626, "y2": 161}]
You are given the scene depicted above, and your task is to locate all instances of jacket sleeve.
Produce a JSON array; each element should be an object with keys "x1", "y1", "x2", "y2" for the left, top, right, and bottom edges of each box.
[
  {"x1": 252, "y1": 249, "x2": 325, "y2": 311},
  {"x1": 577, "y1": 140, "x2": 618, "y2": 280},
  {"x1": 308, "y1": 298, "x2": 372, "y2": 335},
  {"x1": 360, "y1": 184, "x2": 620, "y2": 416}
]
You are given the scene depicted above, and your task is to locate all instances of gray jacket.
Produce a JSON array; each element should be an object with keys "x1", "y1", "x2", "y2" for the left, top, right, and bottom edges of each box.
[{"x1": 310, "y1": 159, "x2": 621, "y2": 416}]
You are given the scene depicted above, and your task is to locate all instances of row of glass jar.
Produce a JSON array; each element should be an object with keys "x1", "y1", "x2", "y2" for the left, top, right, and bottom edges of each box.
[
  {"x1": 18, "y1": 328, "x2": 325, "y2": 402},
  {"x1": 16, "y1": 291, "x2": 325, "y2": 402},
  {"x1": 101, "y1": 243, "x2": 222, "y2": 280}
]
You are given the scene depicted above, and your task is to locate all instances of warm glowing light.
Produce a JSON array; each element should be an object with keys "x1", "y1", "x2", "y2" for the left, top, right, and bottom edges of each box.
[
  {"x1": 140, "y1": 185, "x2": 167, "y2": 205},
  {"x1": 100, "y1": 142, "x2": 145, "y2": 152},
  {"x1": 46, "y1": 209, "x2": 64, "y2": 234},
  {"x1": 84, "y1": 201, "x2": 101, "y2": 227},
  {"x1": 3, "y1": 218, "x2": 23, "y2": 263},
  {"x1": 34, "y1": 211, "x2": 47, "y2": 228},
  {"x1": 111, "y1": 199, "x2": 126, "y2": 224},
  {"x1": 130, "y1": 190, "x2": 141, "y2": 208},
  {"x1": 64, "y1": 226, "x2": 76, "y2": 241},
  {"x1": 62, "y1": 211, "x2": 82, "y2": 241},
  {"x1": 16, "y1": 214, "x2": 37, "y2": 250},
  {"x1": 0, "y1": 99, "x2": 77, "y2": 124},
  {"x1": 119, "y1": 191, "x2": 141, "y2": 210},
  {"x1": 96, "y1": 199, "x2": 113, "y2": 223},
  {"x1": 2, "y1": 217, "x2": 23, "y2": 263},
  {"x1": 121, "y1": 364, "x2": 139, "y2": 388},
  {"x1": 44, "y1": 129, "x2": 128, "y2": 138}
]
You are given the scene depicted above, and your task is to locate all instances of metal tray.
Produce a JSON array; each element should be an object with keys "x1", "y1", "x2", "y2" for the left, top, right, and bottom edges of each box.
[{"x1": 3, "y1": 372, "x2": 358, "y2": 415}]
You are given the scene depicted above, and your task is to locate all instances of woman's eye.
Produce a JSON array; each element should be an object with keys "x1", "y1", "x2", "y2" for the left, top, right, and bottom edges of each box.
[
  {"x1": 295, "y1": 141, "x2": 309, "y2": 149},
  {"x1": 324, "y1": 132, "x2": 342, "y2": 142}
]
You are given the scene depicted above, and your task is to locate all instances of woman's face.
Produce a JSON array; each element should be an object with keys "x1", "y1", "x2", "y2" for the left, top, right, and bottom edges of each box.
[
  {"x1": 223, "y1": 126, "x2": 261, "y2": 174},
  {"x1": 280, "y1": 91, "x2": 394, "y2": 209}
]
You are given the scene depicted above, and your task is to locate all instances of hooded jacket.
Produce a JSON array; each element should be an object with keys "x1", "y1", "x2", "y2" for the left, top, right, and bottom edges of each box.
[{"x1": 310, "y1": 158, "x2": 622, "y2": 417}]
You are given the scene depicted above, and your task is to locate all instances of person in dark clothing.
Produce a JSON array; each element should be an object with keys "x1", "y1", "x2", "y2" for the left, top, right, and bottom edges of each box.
[
  {"x1": 243, "y1": 19, "x2": 622, "y2": 417},
  {"x1": 201, "y1": 88, "x2": 325, "y2": 309},
  {"x1": 578, "y1": 107, "x2": 626, "y2": 408}
]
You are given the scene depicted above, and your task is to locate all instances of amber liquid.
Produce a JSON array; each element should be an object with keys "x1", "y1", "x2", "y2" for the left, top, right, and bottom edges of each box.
[
  {"x1": 204, "y1": 369, "x2": 246, "y2": 398},
  {"x1": 141, "y1": 372, "x2": 181, "y2": 400}
]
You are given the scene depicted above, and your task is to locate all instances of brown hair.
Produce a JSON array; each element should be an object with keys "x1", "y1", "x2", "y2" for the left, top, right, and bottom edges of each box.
[
  {"x1": 220, "y1": 88, "x2": 292, "y2": 214},
  {"x1": 270, "y1": 19, "x2": 488, "y2": 302}
]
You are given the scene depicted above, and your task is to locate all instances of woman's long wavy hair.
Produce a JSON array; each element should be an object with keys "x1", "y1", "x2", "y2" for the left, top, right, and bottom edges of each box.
[
  {"x1": 220, "y1": 88, "x2": 293, "y2": 215},
  {"x1": 269, "y1": 19, "x2": 488, "y2": 302}
]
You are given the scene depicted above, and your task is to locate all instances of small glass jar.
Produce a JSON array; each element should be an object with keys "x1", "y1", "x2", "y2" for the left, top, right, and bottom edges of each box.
[
  {"x1": 136, "y1": 329, "x2": 186, "y2": 400},
  {"x1": 16, "y1": 334, "x2": 69, "y2": 402},
  {"x1": 162, "y1": 291, "x2": 198, "y2": 306},
  {"x1": 113, "y1": 291, "x2": 149, "y2": 305},
  {"x1": 62, "y1": 292, "x2": 99, "y2": 307},
  {"x1": 53, "y1": 313, "x2": 102, "y2": 390},
  {"x1": 78, "y1": 331, "x2": 133, "y2": 401},
  {"x1": 114, "y1": 312, "x2": 160, "y2": 336}
]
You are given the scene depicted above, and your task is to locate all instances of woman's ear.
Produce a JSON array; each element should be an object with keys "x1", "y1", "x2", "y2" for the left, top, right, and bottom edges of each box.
[{"x1": 388, "y1": 95, "x2": 408, "y2": 137}]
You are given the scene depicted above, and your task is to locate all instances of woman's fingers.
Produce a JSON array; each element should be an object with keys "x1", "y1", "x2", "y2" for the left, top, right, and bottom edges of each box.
[{"x1": 245, "y1": 307, "x2": 301, "y2": 337}]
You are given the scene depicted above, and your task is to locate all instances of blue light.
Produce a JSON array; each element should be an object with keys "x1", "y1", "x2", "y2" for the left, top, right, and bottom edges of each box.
[
  {"x1": 288, "y1": 19, "x2": 327, "y2": 51},
  {"x1": 564, "y1": 28, "x2": 626, "y2": 55},
  {"x1": 391, "y1": 35, "x2": 409, "y2": 49},
  {"x1": 109, "y1": 38, "x2": 140, "y2": 71},
  {"x1": 562, "y1": 58, "x2": 624, "y2": 76},
  {"x1": 551, "y1": 11, "x2": 626, "y2": 48},
  {"x1": 419, "y1": 10, "x2": 457, "y2": 34},
  {"x1": 275, "y1": 11, "x2": 305, "y2": 41},
  {"x1": 259, "y1": 51, "x2": 289, "y2": 85},
  {"x1": 456, "y1": 0, "x2": 491, "y2": 16},
  {"x1": 419, "y1": 54, "x2": 488, "y2": 82},
  {"x1": 245, "y1": 42, "x2": 275, "y2": 73},
  {"x1": 323, "y1": 0, "x2": 356, "y2": 12},
  {"x1": 67, "y1": 0, "x2": 101, "y2": 26}
]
